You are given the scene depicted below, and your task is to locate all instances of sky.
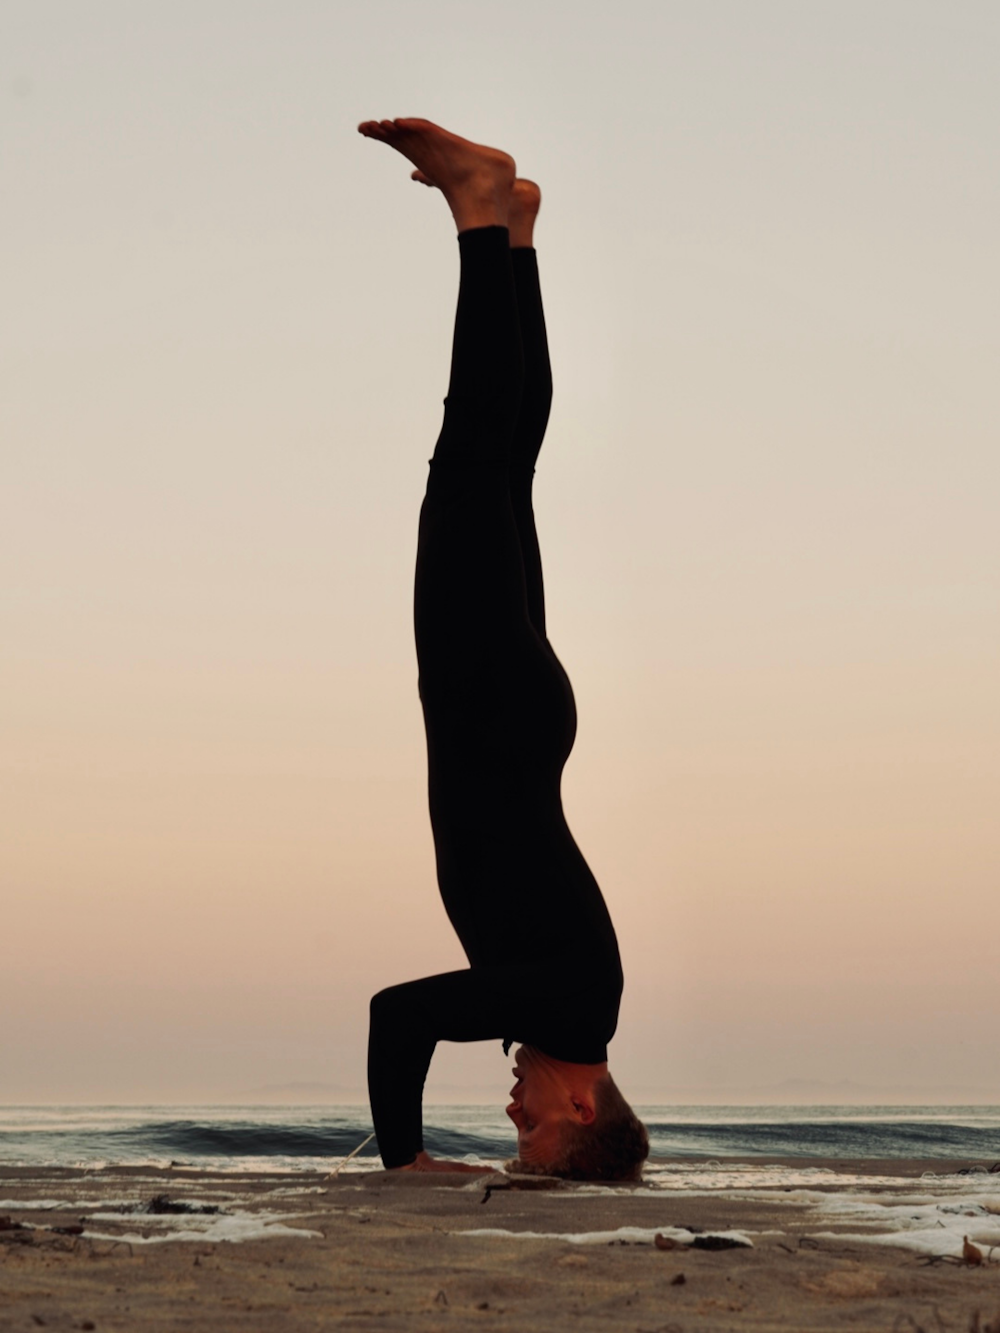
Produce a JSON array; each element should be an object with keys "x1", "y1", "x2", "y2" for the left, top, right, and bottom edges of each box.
[{"x1": 3, "y1": 0, "x2": 998, "y2": 1105}]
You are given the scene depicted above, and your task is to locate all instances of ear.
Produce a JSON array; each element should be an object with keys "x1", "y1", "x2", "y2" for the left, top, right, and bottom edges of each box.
[{"x1": 570, "y1": 1095, "x2": 597, "y2": 1126}]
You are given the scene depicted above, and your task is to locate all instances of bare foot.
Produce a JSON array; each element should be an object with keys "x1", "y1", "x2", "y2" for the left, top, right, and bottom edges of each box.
[
  {"x1": 411, "y1": 169, "x2": 541, "y2": 247},
  {"x1": 357, "y1": 117, "x2": 515, "y2": 233},
  {"x1": 509, "y1": 179, "x2": 542, "y2": 248}
]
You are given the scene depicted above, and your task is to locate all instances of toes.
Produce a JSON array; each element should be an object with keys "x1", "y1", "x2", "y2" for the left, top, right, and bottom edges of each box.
[
  {"x1": 410, "y1": 169, "x2": 437, "y2": 187},
  {"x1": 357, "y1": 119, "x2": 402, "y2": 141}
]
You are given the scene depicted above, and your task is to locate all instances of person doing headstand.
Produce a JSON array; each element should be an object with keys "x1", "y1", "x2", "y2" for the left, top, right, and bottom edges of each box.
[{"x1": 359, "y1": 118, "x2": 648, "y2": 1180}]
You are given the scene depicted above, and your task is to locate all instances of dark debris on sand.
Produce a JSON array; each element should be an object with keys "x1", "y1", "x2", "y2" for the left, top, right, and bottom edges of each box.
[{"x1": 105, "y1": 1194, "x2": 222, "y2": 1216}]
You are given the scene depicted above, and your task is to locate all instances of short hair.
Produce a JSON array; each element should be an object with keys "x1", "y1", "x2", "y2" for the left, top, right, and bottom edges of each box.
[{"x1": 508, "y1": 1076, "x2": 649, "y2": 1182}]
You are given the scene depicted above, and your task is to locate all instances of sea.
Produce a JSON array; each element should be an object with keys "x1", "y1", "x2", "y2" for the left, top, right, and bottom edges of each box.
[{"x1": 4, "y1": 1105, "x2": 1000, "y2": 1175}]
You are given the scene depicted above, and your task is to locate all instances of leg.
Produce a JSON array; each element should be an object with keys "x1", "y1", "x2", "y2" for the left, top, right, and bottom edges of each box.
[
  {"x1": 509, "y1": 182, "x2": 552, "y2": 637},
  {"x1": 356, "y1": 118, "x2": 531, "y2": 681},
  {"x1": 406, "y1": 167, "x2": 553, "y2": 640},
  {"x1": 414, "y1": 225, "x2": 531, "y2": 692}
]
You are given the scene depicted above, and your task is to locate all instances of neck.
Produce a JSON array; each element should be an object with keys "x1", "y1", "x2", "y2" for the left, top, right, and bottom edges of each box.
[{"x1": 526, "y1": 1047, "x2": 608, "y2": 1092}]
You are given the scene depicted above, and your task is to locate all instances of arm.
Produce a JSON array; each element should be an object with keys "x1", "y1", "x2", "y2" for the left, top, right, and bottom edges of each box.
[{"x1": 368, "y1": 964, "x2": 577, "y2": 1170}]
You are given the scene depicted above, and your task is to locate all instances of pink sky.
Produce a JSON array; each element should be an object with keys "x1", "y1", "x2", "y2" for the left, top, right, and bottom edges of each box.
[{"x1": 4, "y1": 0, "x2": 998, "y2": 1104}]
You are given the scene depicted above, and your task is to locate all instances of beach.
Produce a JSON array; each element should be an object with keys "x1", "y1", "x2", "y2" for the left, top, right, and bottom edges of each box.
[{"x1": 4, "y1": 1159, "x2": 1000, "y2": 1331}]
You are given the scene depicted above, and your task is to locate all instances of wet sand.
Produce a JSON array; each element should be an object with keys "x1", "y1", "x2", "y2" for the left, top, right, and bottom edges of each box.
[{"x1": 3, "y1": 1159, "x2": 1000, "y2": 1331}]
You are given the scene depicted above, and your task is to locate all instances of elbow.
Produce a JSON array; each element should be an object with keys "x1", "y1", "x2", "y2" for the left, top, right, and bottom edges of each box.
[{"x1": 369, "y1": 982, "x2": 410, "y2": 1029}]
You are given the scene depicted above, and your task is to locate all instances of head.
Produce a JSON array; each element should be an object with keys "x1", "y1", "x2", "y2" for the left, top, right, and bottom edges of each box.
[{"x1": 505, "y1": 1046, "x2": 649, "y2": 1182}]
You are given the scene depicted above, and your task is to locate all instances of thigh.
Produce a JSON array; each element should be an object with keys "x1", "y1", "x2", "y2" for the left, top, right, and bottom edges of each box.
[{"x1": 414, "y1": 463, "x2": 531, "y2": 687}]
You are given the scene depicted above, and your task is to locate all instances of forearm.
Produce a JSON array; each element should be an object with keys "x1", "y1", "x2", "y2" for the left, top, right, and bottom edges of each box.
[
  {"x1": 367, "y1": 983, "x2": 438, "y2": 1169},
  {"x1": 366, "y1": 963, "x2": 577, "y2": 1168}
]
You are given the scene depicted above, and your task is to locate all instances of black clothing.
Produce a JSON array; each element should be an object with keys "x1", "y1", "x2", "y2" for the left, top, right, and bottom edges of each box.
[{"x1": 367, "y1": 227, "x2": 623, "y2": 1169}]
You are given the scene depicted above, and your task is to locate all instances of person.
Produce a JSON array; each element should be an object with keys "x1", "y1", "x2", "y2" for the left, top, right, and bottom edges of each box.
[{"x1": 358, "y1": 118, "x2": 648, "y2": 1180}]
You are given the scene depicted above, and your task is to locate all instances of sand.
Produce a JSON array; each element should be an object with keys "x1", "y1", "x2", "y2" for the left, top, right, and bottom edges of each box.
[{"x1": 3, "y1": 1160, "x2": 1000, "y2": 1332}]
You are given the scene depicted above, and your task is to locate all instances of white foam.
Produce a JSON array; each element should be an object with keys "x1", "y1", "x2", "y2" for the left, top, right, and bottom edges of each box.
[
  {"x1": 82, "y1": 1212, "x2": 322, "y2": 1245},
  {"x1": 454, "y1": 1225, "x2": 753, "y2": 1247},
  {"x1": 0, "y1": 1199, "x2": 73, "y2": 1210},
  {"x1": 798, "y1": 1180, "x2": 1000, "y2": 1257},
  {"x1": 0, "y1": 1191, "x2": 241, "y2": 1212},
  {"x1": 638, "y1": 1162, "x2": 926, "y2": 1191}
]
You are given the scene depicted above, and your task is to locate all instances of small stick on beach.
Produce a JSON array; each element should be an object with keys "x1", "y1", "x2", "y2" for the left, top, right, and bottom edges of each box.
[{"x1": 327, "y1": 1132, "x2": 376, "y2": 1179}]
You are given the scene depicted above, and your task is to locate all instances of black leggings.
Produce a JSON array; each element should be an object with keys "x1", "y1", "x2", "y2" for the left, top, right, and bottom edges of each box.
[
  {"x1": 368, "y1": 227, "x2": 622, "y2": 1168},
  {"x1": 416, "y1": 227, "x2": 551, "y2": 664}
]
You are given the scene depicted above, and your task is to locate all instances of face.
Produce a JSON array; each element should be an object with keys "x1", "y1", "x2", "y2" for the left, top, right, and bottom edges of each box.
[{"x1": 505, "y1": 1045, "x2": 575, "y2": 1168}]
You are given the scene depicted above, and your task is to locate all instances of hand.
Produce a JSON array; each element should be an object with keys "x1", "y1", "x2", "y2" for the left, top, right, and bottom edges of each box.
[{"x1": 393, "y1": 1150, "x2": 493, "y2": 1175}]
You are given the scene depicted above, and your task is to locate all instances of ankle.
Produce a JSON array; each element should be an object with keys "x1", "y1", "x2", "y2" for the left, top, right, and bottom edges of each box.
[{"x1": 449, "y1": 196, "x2": 510, "y2": 232}]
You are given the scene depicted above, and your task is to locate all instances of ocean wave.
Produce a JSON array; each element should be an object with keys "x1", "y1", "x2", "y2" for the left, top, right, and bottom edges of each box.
[
  {"x1": 4, "y1": 1106, "x2": 1000, "y2": 1170},
  {"x1": 131, "y1": 1120, "x2": 513, "y2": 1160},
  {"x1": 0, "y1": 1114, "x2": 514, "y2": 1167},
  {"x1": 642, "y1": 1117, "x2": 1000, "y2": 1159}
]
